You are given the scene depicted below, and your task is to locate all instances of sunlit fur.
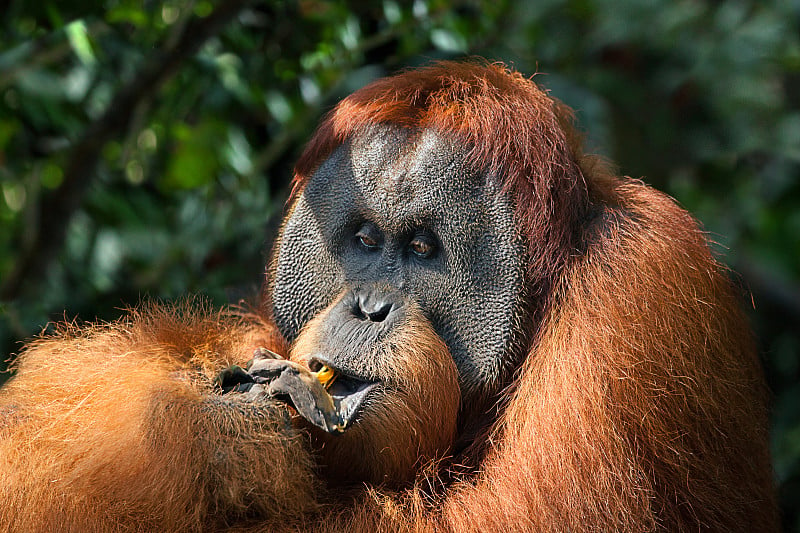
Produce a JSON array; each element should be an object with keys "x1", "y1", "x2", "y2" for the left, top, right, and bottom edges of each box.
[
  {"x1": 273, "y1": 167, "x2": 776, "y2": 533},
  {"x1": 0, "y1": 302, "x2": 317, "y2": 531},
  {"x1": 0, "y1": 60, "x2": 776, "y2": 532}
]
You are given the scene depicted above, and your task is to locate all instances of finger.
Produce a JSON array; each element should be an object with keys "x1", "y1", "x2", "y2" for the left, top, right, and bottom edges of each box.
[
  {"x1": 248, "y1": 358, "x2": 299, "y2": 381},
  {"x1": 245, "y1": 347, "x2": 283, "y2": 371},
  {"x1": 214, "y1": 365, "x2": 255, "y2": 393}
]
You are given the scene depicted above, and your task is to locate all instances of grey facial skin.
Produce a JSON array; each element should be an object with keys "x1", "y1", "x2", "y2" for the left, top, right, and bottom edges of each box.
[{"x1": 271, "y1": 124, "x2": 527, "y2": 397}]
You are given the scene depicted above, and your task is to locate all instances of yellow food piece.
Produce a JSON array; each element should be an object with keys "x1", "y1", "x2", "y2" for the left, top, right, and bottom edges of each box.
[{"x1": 316, "y1": 365, "x2": 337, "y2": 389}]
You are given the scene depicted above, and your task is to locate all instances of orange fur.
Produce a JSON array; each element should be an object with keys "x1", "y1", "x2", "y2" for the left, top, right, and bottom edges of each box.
[
  {"x1": 263, "y1": 171, "x2": 776, "y2": 533},
  {"x1": 0, "y1": 61, "x2": 777, "y2": 532},
  {"x1": 0, "y1": 302, "x2": 317, "y2": 532},
  {"x1": 433, "y1": 178, "x2": 774, "y2": 531}
]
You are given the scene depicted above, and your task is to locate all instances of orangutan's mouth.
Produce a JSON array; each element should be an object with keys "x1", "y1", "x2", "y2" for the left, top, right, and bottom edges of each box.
[{"x1": 308, "y1": 358, "x2": 381, "y2": 432}]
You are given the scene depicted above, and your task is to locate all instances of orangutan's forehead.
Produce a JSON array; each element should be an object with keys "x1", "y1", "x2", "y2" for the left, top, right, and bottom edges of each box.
[
  {"x1": 329, "y1": 125, "x2": 487, "y2": 215},
  {"x1": 305, "y1": 125, "x2": 505, "y2": 237}
]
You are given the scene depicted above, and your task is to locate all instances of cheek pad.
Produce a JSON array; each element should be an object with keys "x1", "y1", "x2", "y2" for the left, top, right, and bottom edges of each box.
[
  {"x1": 271, "y1": 145, "x2": 359, "y2": 342},
  {"x1": 410, "y1": 214, "x2": 525, "y2": 394},
  {"x1": 271, "y1": 197, "x2": 343, "y2": 342}
]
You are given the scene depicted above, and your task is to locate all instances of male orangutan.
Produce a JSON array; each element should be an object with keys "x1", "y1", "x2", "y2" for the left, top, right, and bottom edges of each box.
[{"x1": 0, "y1": 60, "x2": 777, "y2": 531}]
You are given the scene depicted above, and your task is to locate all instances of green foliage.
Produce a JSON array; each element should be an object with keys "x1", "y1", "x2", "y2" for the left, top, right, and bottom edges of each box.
[{"x1": 1, "y1": 0, "x2": 798, "y2": 528}]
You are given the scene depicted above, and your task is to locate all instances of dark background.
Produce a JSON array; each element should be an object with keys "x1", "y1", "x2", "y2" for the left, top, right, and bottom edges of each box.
[{"x1": 1, "y1": 0, "x2": 798, "y2": 528}]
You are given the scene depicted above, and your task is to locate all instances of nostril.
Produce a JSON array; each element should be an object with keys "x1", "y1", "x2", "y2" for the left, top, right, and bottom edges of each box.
[
  {"x1": 365, "y1": 302, "x2": 392, "y2": 322},
  {"x1": 352, "y1": 291, "x2": 397, "y2": 323}
]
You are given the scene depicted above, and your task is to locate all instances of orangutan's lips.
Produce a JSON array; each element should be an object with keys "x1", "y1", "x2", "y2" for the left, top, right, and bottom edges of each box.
[
  {"x1": 330, "y1": 377, "x2": 380, "y2": 428},
  {"x1": 310, "y1": 361, "x2": 380, "y2": 432}
]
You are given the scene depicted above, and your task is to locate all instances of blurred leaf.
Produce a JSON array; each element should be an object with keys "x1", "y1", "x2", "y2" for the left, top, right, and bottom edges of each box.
[
  {"x1": 65, "y1": 20, "x2": 96, "y2": 66},
  {"x1": 162, "y1": 122, "x2": 222, "y2": 190},
  {"x1": 0, "y1": 121, "x2": 20, "y2": 151},
  {"x1": 430, "y1": 28, "x2": 467, "y2": 52},
  {"x1": 105, "y1": 6, "x2": 149, "y2": 27}
]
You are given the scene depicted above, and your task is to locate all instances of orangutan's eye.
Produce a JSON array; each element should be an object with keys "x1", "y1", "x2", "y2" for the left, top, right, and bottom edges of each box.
[
  {"x1": 409, "y1": 235, "x2": 436, "y2": 259},
  {"x1": 355, "y1": 224, "x2": 381, "y2": 251}
]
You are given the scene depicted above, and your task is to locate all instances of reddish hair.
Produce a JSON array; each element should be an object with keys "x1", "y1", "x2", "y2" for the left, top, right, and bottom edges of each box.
[
  {"x1": 293, "y1": 60, "x2": 589, "y2": 292},
  {"x1": 0, "y1": 61, "x2": 776, "y2": 531}
]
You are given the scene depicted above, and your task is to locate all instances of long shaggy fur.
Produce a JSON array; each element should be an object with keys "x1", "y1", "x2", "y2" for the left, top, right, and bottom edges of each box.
[
  {"x1": 0, "y1": 60, "x2": 776, "y2": 532},
  {"x1": 0, "y1": 302, "x2": 317, "y2": 532}
]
